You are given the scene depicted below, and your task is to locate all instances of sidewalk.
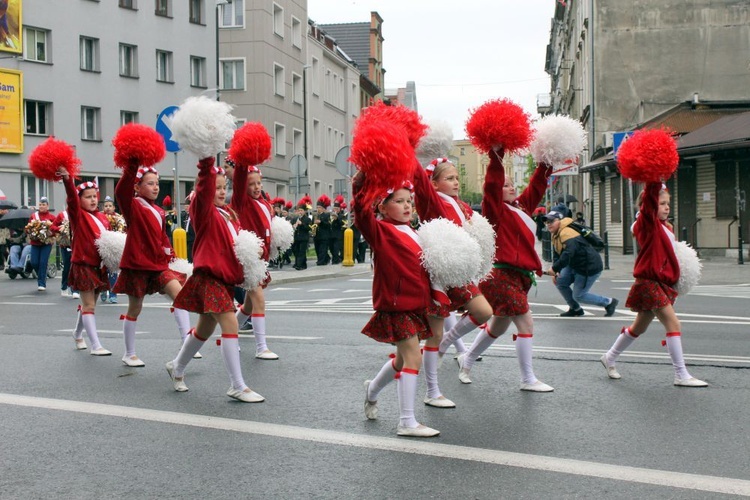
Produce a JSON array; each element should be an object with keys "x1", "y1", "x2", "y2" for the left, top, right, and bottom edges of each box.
[{"x1": 268, "y1": 260, "x2": 373, "y2": 286}]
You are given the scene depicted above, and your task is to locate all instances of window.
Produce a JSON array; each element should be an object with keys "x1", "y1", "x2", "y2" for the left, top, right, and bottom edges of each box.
[
  {"x1": 189, "y1": 0, "x2": 204, "y2": 24},
  {"x1": 220, "y1": 58, "x2": 245, "y2": 90},
  {"x1": 80, "y1": 36, "x2": 100, "y2": 71},
  {"x1": 190, "y1": 56, "x2": 206, "y2": 87},
  {"x1": 293, "y1": 128, "x2": 303, "y2": 156},
  {"x1": 120, "y1": 110, "x2": 139, "y2": 125},
  {"x1": 119, "y1": 0, "x2": 136, "y2": 8},
  {"x1": 292, "y1": 73, "x2": 302, "y2": 104},
  {"x1": 156, "y1": 50, "x2": 173, "y2": 83},
  {"x1": 291, "y1": 16, "x2": 302, "y2": 48},
  {"x1": 311, "y1": 57, "x2": 319, "y2": 96},
  {"x1": 155, "y1": 0, "x2": 171, "y2": 16},
  {"x1": 25, "y1": 100, "x2": 51, "y2": 136},
  {"x1": 274, "y1": 123, "x2": 286, "y2": 156},
  {"x1": 312, "y1": 119, "x2": 321, "y2": 158},
  {"x1": 81, "y1": 106, "x2": 101, "y2": 141},
  {"x1": 273, "y1": 63, "x2": 285, "y2": 97},
  {"x1": 273, "y1": 3, "x2": 284, "y2": 37},
  {"x1": 119, "y1": 43, "x2": 138, "y2": 77},
  {"x1": 22, "y1": 175, "x2": 49, "y2": 208},
  {"x1": 23, "y1": 27, "x2": 49, "y2": 63},
  {"x1": 220, "y1": 0, "x2": 244, "y2": 27}
]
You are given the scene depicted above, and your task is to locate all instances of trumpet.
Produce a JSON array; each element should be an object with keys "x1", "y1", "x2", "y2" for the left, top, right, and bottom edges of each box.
[{"x1": 310, "y1": 223, "x2": 318, "y2": 237}]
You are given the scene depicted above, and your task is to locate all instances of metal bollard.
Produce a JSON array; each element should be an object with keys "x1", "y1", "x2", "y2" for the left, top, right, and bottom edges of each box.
[
  {"x1": 603, "y1": 230, "x2": 610, "y2": 270},
  {"x1": 172, "y1": 228, "x2": 187, "y2": 260},
  {"x1": 342, "y1": 227, "x2": 354, "y2": 266}
]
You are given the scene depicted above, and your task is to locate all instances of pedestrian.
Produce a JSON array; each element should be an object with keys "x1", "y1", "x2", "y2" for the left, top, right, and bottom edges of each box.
[
  {"x1": 600, "y1": 183, "x2": 707, "y2": 386},
  {"x1": 229, "y1": 156, "x2": 279, "y2": 360},
  {"x1": 57, "y1": 168, "x2": 113, "y2": 356},
  {"x1": 111, "y1": 124, "x2": 194, "y2": 367},
  {"x1": 101, "y1": 196, "x2": 126, "y2": 304},
  {"x1": 330, "y1": 196, "x2": 346, "y2": 264},
  {"x1": 575, "y1": 211, "x2": 586, "y2": 225},
  {"x1": 166, "y1": 158, "x2": 264, "y2": 402},
  {"x1": 5, "y1": 228, "x2": 31, "y2": 277},
  {"x1": 25, "y1": 196, "x2": 55, "y2": 291},
  {"x1": 313, "y1": 195, "x2": 332, "y2": 265},
  {"x1": 292, "y1": 198, "x2": 311, "y2": 270},
  {"x1": 543, "y1": 209, "x2": 618, "y2": 317},
  {"x1": 50, "y1": 208, "x2": 79, "y2": 299},
  {"x1": 0, "y1": 213, "x2": 9, "y2": 270},
  {"x1": 413, "y1": 157, "x2": 493, "y2": 407}
]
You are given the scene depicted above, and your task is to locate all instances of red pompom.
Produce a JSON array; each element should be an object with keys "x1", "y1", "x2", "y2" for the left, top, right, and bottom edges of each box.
[
  {"x1": 465, "y1": 98, "x2": 533, "y2": 153},
  {"x1": 285, "y1": 201, "x2": 293, "y2": 209},
  {"x1": 271, "y1": 197, "x2": 285, "y2": 206},
  {"x1": 28, "y1": 137, "x2": 81, "y2": 181},
  {"x1": 229, "y1": 122, "x2": 272, "y2": 168},
  {"x1": 112, "y1": 123, "x2": 166, "y2": 169},
  {"x1": 616, "y1": 129, "x2": 679, "y2": 183},
  {"x1": 350, "y1": 121, "x2": 415, "y2": 205},
  {"x1": 162, "y1": 195, "x2": 172, "y2": 208},
  {"x1": 356, "y1": 101, "x2": 427, "y2": 149}
]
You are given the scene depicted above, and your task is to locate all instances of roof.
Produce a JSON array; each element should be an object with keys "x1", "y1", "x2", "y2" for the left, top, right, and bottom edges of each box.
[
  {"x1": 638, "y1": 101, "x2": 750, "y2": 135},
  {"x1": 318, "y1": 23, "x2": 371, "y2": 71},
  {"x1": 678, "y1": 110, "x2": 750, "y2": 153}
]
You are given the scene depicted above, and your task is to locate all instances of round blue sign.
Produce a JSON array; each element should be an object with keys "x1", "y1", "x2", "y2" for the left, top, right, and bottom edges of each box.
[{"x1": 156, "y1": 105, "x2": 181, "y2": 153}]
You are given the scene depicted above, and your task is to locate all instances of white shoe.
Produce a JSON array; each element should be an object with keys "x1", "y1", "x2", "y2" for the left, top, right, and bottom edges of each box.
[
  {"x1": 396, "y1": 424, "x2": 440, "y2": 437},
  {"x1": 61, "y1": 289, "x2": 70, "y2": 297},
  {"x1": 674, "y1": 377, "x2": 708, "y2": 387},
  {"x1": 122, "y1": 355, "x2": 145, "y2": 367},
  {"x1": 600, "y1": 354, "x2": 621, "y2": 379},
  {"x1": 227, "y1": 387, "x2": 265, "y2": 403},
  {"x1": 456, "y1": 353, "x2": 472, "y2": 384},
  {"x1": 363, "y1": 380, "x2": 378, "y2": 420},
  {"x1": 74, "y1": 338, "x2": 87, "y2": 350},
  {"x1": 165, "y1": 361, "x2": 188, "y2": 392},
  {"x1": 193, "y1": 351, "x2": 203, "y2": 359},
  {"x1": 90, "y1": 347, "x2": 112, "y2": 356},
  {"x1": 37, "y1": 286, "x2": 46, "y2": 291},
  {"x1": 424, "y1": 396, "x2": 456, "y2": 408},
  {"x1": 255, "y1": 349, "x2": 279, "y2": 360},
  {"x1": 71, "y1": 292, "x2": 80, "y2": 299},
  {"x1": 520, "y1": 380, "x2": 554, "y2": 392}
]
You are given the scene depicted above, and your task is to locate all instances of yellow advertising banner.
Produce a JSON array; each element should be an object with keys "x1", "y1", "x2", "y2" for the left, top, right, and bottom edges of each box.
[
  {"x1": 0, "y1": 0, "x2": 22, "y2": 54},
  {"x1": 0, "y1": 69, "x2": 23, "y2": 154}
]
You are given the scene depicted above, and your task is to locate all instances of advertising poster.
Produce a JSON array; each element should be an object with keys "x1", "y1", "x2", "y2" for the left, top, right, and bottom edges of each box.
[
  {"x1": 0, "y1": 68, "x2": 23, "y2": 153},
  {"x1": 0, "y1": 0, "x2": 22, "y2": 54}
]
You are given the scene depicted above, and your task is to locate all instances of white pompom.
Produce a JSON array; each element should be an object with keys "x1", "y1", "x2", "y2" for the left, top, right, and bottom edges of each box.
[
  {"x1": 168, "y1": 258, "x2": 193, "y2": 278},
  {"x1": 418, "y1": 218, "x2": 482, "y2": 289},
  {"x1": 673, "y1": 240, "x2": 702, "y2": 296},
  {"x1": 170, "y1": 96, "x2": 236, "y2": 159},
  {"x1": 269, "y1": 216, "x2": 294, "y2": 261},
  {"x1": 416, "y1": 119, "x2": 454, "y2": 165},
  {"x1": 95, "y1": 231, "x2": 127, "y2": 273},
  {"x1": 464, "y1": 212, "x2": 497, "y2": 281},
  {"x1": 529, "y1": 115, "x2": 587, "y2": 166},
  {"x1": 234, "y1": 229, "x2": 268, "y2": 290}
]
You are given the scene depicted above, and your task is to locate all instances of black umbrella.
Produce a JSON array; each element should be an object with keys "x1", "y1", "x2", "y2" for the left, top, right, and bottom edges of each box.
[
  {"x1": 556, "y1": 194, "x2": 578, "y2": 204},
  {"x1": 0, "y1": 208, "x2": 34, "y2": 230},
  {"x1": 0, "y1": 200, "x2": 18, "y2": 210}
]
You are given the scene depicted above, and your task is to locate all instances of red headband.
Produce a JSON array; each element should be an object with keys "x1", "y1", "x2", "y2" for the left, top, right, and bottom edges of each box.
[
  {"x1": 248, "y1": 165, "x2": 262, "y2": 175},
  {"x1": 426, "y1": 157, "x2": 450, "y2": 177},
  {"x1": 379, "y1": 180, "x2": 414, "y2": 203},
  {"x1": 76, "y1": 181, "x2": 98, "y2": 194},
  {"x1": 135, "y1": 166, "x2": 159, "y2": 180}
]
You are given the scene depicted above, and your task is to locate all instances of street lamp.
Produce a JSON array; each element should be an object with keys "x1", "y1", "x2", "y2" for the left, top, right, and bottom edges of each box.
[{"x1": 302, "y1": 64, "x2": 311, "y2": 160}]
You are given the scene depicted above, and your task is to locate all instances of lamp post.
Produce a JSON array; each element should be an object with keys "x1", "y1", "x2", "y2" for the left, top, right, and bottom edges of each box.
[{"x1": 302, "y1": 64, "x2": 311, "y2": 160}]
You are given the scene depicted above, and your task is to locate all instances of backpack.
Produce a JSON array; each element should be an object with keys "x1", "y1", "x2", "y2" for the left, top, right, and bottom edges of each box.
[{"x1": 568, "y1": 221, "x2": 605, "y2": 251}]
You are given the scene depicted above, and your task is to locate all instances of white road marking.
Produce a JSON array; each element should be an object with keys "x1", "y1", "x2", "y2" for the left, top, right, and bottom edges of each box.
[
  {"x1": 0, "y1": 393, "x2": 748, "y2": 496},
  {"x1": 480, "y1": 345, "x2": 750, "y2": 364},
  {"x1": 348, "y1": 278, "x2": 373, "y2": 282},
  {"x1": 57, "y1": 329, "x2": 148, "y2": 335},
  {"x1": 308, "y1": 288, "x2": 337, "y2": 292},
  {"x1": 0, "y1": 302, "x2": 56, "y2": 306},
  {"x1": 267, "y1": 287, "x2": 299, "y2": 291}
]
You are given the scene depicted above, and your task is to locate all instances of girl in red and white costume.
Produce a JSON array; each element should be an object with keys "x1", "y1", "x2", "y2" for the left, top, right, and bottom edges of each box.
[
  {"x1": 113, "y1": 165, "x2": 192, "y2": 367},
  {"x1": 166, "y1": 159, "x2": 264, "y2": 403},
  {"x1": 456, "y1": 147, "x2": 555, "y2": 392},
  {"x1": 356, "y1": 173, "x2": 440, "y2": 438},
  {"x1": 229, "y1": 158, "x2": 278, "y2": 360},
  {"x1": 412, "y1": 157, "x2": 492, "y2": 408},
  {"x1": 601, "y1": 183, "x2": 707, "y2": 387},
  {"x1": 58, "y1": 168, "x2": 112, "y2": 356}
]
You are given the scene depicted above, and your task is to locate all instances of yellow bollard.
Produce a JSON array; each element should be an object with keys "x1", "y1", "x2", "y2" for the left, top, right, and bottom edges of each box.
[
  {"x1": 172, "y1": 228, "x2": 187, "y2": 260},
  {"x1": 342, "y1": 227, "x2": 354, "y2": 266}
]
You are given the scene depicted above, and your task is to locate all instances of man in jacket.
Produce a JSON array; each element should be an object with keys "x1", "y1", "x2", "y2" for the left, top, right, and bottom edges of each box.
[{"x1": 544, "y1": 210, "x2": 618, "y2": 317}]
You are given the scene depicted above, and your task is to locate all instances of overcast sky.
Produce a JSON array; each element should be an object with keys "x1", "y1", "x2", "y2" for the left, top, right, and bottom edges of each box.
[{"x1": 308, "y1": 0, "x2": 557, "y2": 140}]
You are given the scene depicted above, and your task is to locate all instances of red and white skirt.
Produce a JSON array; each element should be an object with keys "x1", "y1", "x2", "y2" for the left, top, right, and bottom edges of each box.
[
  {"x1": 173, "y1": 269, "x2": 236, "y2": 314},
  {"x1": 479, "y1": 267, "x2": 533, "y2": 317},
  {"x1": 69, "y1": 263, "x2": 109, "y2": 293},
  {"x1": 362, "y1": 311, "x2": 431, "y2": 344},
  {"x1": 626, "y1": 278, "x2": 677, "y2": 312},
  {"x1": 113, "y1": 268, "x2": 186, "y2": 298},
  {"x1": 427, "y1": 283, "x2": 482, "y2": 318}
]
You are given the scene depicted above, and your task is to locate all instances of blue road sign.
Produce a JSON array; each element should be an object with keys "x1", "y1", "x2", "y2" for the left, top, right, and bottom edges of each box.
[
  {"x1": 612, "y1": 131, "x2": 634, "y2": 159},
  {"x1": 156, "y1": 106, "x2": 181, "y2": 153}
]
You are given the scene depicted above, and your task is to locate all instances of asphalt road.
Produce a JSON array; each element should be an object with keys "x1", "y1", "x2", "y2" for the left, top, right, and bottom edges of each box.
[{"x1": 0, "y1": 272, "x2": 749, "y2": 499}]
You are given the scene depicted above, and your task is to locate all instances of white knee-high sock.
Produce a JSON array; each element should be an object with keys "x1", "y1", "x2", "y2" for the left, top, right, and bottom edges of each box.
[
  {"x1": 81, "y1": 312, "x2": 103, "y2": 350},
  {"x1": 73, "y1": 306, "x2": 84, "y2": 340},
  {"x1": 664, "y1": 332, "x2": 691, "y2": 380},
  {"x1": 442, "y1": 312, "x2": 468, "y2": 353},
  {"x1": 172, "y1": 307, "x2": 191, "y2": 341},
  {"x1": 463, "y1": 326, "x2": 498, "y2": 371},
  {"x1": 251, "y1": 314, "x2": 268, "y2": 354},
  {"x1": 443, "y1": 312, "x2": 458, "y2": 332},
  {"x1": 422, "y1": 347, "x2": 442, "y2": 399},
  {"x1": 515, "y1": 333, "x2": 537, "y2": 385},
  {"x1": 220, "y1": 333, "x2": 247, "y2": 391},
  {"x1": 368, "y1": 356, "x2": 398, "y2": 401},
  {"x1": 605, "y1": 327, "x2": 638, "y2": 364},
  {"x1": 397, "y1": 369, "x2": 420, "y2": 428},
  {"x1": 173, "y1": 332, "x2": 205, "y2": 377},
  {"x1": 236, "y1": 305, "x2": 250, "y2": 326},
  {"x1": 120, "y1": 315, "x2": 137, "y2": 357},
  {"x1": 440, "y1": 313, "x2": 481, "y2": 353}
]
